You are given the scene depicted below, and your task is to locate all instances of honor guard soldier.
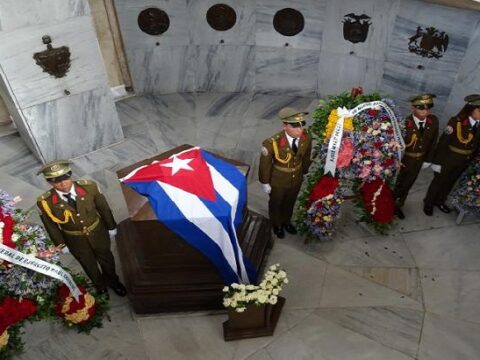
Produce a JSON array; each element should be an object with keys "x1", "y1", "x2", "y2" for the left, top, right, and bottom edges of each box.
[
  {"x1": 259, "y1": 107, "x2": 312, "y2": 238},
  {"x1": 37, "y1": 160, "x2": 126, "y2": 297},
  {"x1": 394, "y1": 94, "x2": 439, "y2": 219},
  {"x1": 424, "y1": 94, "x2": 480, "y2": 216}
]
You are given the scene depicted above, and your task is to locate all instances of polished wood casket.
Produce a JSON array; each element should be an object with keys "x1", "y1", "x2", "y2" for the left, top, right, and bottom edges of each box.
[{"x1": 116, "y1": 145, "x2": 273, "y2": 314}]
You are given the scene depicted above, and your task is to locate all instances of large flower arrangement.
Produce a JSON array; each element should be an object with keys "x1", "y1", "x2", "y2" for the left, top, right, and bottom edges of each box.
[
  {"x1": 296, "y1": 88, "x2": 403, "y2": 241},
  {"x1": 451, "y1": 155, "x2": 480, "y2": 216},
  {"x1": 222, "y1": 264, "x2": 288, "y2": 312},
  {"x1": 0, "y1": 189, "x2": 109, "y2": 358}
]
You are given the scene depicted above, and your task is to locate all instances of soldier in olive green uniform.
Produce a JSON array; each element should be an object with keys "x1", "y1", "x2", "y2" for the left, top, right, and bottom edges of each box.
[
  {"x1": 259, "y1": 107, "x2": 312, "y2": 238},
  {"x1": 394, "y1": 94, "x2": 439, "y2": 219},
  {"x1": 37, "y1": 160, "x2": 126, "y2": 297},
  {"x1": 424, "y1": 95, "x2": 480, "y2": 216}
]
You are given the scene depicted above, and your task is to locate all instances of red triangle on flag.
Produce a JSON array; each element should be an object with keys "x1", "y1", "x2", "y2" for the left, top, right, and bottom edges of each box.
[{"x1": 122, "y1": 148, "x2": 216, "y2": 201}]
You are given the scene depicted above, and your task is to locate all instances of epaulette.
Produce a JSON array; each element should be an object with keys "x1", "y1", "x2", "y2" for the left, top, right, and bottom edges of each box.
[
  {"x1": 76, "y1": 179, "x2": 95, "y2": 185},
  {"x1": 37, "y1": 190, "x2": 52, "y2": 202}
]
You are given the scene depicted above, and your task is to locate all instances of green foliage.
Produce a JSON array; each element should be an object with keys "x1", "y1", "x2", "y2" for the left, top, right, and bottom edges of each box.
[{"x1": 0, "y1": 324, "x2": 24, "y2": 360}]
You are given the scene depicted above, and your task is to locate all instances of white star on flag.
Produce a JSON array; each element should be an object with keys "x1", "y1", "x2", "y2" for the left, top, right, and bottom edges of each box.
[{"x1": 160, "y1": 156, "x2": 194, "y2": 175}]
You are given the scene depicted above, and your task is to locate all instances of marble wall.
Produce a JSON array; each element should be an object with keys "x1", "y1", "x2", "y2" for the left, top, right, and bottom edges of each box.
[
  {"x1": 115, "y1": 0, "x2": 480, "y2": 119},
  {"x1": 0, "y1": 0, "x2": 124, "y2": 163}
]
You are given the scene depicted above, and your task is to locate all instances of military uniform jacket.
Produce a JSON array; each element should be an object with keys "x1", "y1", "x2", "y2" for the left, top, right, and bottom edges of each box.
[
  {"x1": 432, "y1": 116, "x2": 480, "y2": 165},
  {"x1": 403, "y1": 114, "x2": 439, "y2": 162},
  {"x1": 37, "y1": 180, "x2": 116, "y2": 246},
  {"x1": 259, "y1": 131, "x2": 312, "y2": 188}
]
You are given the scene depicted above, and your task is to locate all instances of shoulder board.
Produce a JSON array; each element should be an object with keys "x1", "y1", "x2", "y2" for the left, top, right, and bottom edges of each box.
[
  {"x1": 76, "y1": 179, "x2": 95, "y2": 186},
  {"x1": 37, "y1": 190, "x2": 52, "y2": 202}
]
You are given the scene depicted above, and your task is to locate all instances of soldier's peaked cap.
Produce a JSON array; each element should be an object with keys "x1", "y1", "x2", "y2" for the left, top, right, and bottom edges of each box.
[
  {"x1": 409, "y1": 94, "x2": 436, "y2": 106},
  {"x1": 464, "y1": 94, "x2": 480, "y2": 106},
  {"x1": 37, "y1": 159, "x2": 72, "y2": 179},
  {"x1": 278, "y1": 107, "x2": 309, "y2": 123}
]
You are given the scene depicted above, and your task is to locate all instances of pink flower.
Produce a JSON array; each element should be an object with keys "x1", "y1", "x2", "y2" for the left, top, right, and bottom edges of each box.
[
  {"x1": 373, "y1": 150, "x2": 382, "y2": 159},
  {"x1": 359, "y1": 166, "x2": 371, "y2": 178},
  {"x1": 337, "y1": 138, "x2": 354, "y2": 168}
]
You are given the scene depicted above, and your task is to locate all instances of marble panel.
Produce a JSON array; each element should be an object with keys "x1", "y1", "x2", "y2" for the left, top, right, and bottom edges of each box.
[
  {"x1": 0, "y1": 16, "x2": 108, "y2": 109},
  {"x1": 265, "y1": 313, "x2": 415, "y2": 360},
  {"x1": 418, "y1": 312, "x2": 480, "y2": 360},
  {"x1": 114, "y1": 0, "x2": 189, "y2": 49},
  {"x1": 244, "y1": 94, "x2": 318, "y2": 121},
  {"x1": 193, "y1": 92, "x2": 253, "y2": 118},
  {"x1": 315, "y1": 306, "x2": 423, "y2": 358},
  {"x1": 403, "y1": 223, "x2": 480, "y2": 271},
  {"x1": 421, "y1": 269, "x2": 480, "y2": 324},
  {"x1": 255, "y1": 47, "x2": 320, "y2": 97},
  {"x1": 126, "y1": 46, "x2": 196, "y2": 94},
  {"x1": 21, "y1": 86, "x2": 124, "y2": 162},
  {"x1": 319, "y1": 265, "x2": 422, "y2": 309},
  {"x1": 320, "y1": 0, "x2": 400, "y2": 60},
  {"x1": 187, "y1": 0, "x2": 255, "y2": 45},
  {"x1": 443, "y1": 21, "x2": 480, "y2": 118},
  {"x1": 317, "y1": 51, "x2": 384, "y2": 96},
  {"x1": 0, "y1": 0, "x2": 89, "y2": 32},
  {"x1": 194, "y1": 46, "x2": 255, "y2": 92},
  {"x1": 0, "y1": 172, "x2": 43, "y2": 210},
  {"x1": 255, "y1": 0, "x2": 326, "y2": 50}
]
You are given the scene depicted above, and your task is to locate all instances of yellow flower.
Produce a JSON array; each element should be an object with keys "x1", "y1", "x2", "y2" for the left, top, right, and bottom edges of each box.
[
  {"x1": 324, "y1": 109, "x2": 353, "y2": 141},
  {"x1": 0, "y1": 329, "x2": 9, "y2": 348}
]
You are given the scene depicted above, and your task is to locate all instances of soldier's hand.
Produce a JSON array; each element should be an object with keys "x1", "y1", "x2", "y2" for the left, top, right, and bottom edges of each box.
[
  {"x1": 60, "y1": 245, "x2": 70, "y2": 254},
  {"x1": 261, "y1": 183, "x2": 272, "y2": 194},
  {"x1": 108, "y1": 229, "x2": 118, "y2": 238},
  {"x1": 422, "y1": 162, "x2": 431, "y2": 169},
  {"x1": 431, "y1": 164, "x2": 442, "y2": 173}
]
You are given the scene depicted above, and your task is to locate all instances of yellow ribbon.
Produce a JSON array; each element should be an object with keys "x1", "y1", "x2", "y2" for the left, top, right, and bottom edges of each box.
[
  {"x1": 41, "y1": 200, "x2": 74, "y2": 224},
  {"x1": 271, "y1": 139, "x2": 292, "y2": 165},
  {"x1": 456, "y1": 121, "x2": 473, "y2": 145}
]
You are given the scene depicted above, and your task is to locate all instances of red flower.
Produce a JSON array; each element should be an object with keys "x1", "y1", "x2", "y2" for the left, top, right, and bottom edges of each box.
[
  {"x1": 359, "y1": 148, "x2": 368, "y2": 155},
  {"x1": 55, "y1": 285, "x2": 96, "y2": 325},
  {"x1": 0, "y1": 297, "x2": 37, "y2": 333},
  {"x1": 362, "y1": 126, "x2": 369, "y2": 132},
  {"x1": 350, "y1": 86, "x2": 363, "y2": 98},
  {"x1": 386, "y1": 128, "x2": 394, "y2": 134},
  {"x1": 360, "y1": 179, "x2": 394, "y2": 224},
  {"x1": 367, "y1": 108, "x2": 379, "y2": 116},
  {"x1": 308, "y1": 176, "x2": 339, "y2": 205},
  {"x1": 383, "y1": 158, "x2": 395, "y2": 167},
  {"x1": 0, "y1": 208, "x2": 15, "y2": 249},
  {"x1": 373, "y1": 142, "x2": 382, "y2": 149}
]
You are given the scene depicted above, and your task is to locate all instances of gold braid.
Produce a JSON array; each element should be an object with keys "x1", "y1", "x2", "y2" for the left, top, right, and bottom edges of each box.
[
  {"x1": 456, "y1": 121, "x2": 474, "y2": 145},
  {"x1": 41, "y1": 200, "x2": 74, "y2": 224},
  {"x1": 405, "y1": 133, "x2": 417, "y2": 148},
  {"x1": 271, "y1": 138, "x2": 292, "y2": 164}
]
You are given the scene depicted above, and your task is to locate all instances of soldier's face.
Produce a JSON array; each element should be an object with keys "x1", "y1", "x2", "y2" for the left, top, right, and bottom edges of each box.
[
  {"x1": 471, "y1": 107, "x2": 480, "y2": 121},
  {"x1": 283, "y1": 123, "x2": 304, "y2": 139},
  {"x1": 49, "y1": 178, "x2": 73, "y2": 193},
  {"x1": 412, "y1": 106, "x2": 430, "y2": 120}
]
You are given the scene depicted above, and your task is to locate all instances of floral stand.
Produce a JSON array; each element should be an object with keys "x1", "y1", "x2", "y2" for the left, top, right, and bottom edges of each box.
[{"x1": 223, "y1": 296, "x2": 285, "y2": 341}]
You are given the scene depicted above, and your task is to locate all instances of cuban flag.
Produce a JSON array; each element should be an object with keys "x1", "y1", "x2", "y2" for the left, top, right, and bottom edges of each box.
[{"x1": 120, "y1": 147, "x2": 256, "y2": 285}]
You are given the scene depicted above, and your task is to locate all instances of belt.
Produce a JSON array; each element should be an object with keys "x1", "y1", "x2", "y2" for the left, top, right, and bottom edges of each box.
[
  {"x1": 448, "y1": 145, "x2": 473, "y2": 156},
  {"x1": 404, "y1": 151, "x2": 425, "y2": 159},
  {"x1": 273, "y1": 164, "x2": 301, "y2": 173},
  {"x1": 62, "y1": 218, "x2": 100, "y2": 236}
]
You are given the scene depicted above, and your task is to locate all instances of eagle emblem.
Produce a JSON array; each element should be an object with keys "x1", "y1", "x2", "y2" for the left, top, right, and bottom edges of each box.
[
  {"x1": 408, "y1": 26, "x2": 449, "y2": 59},
  {"x1": 343, "y1": 13, "x2": 372, "y2": 44}
]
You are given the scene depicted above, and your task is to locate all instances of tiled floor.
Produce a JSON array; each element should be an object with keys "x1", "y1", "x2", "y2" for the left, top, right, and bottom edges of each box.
[{"x1": 1, "y1": 93, "x2": 480, "y2": 360}]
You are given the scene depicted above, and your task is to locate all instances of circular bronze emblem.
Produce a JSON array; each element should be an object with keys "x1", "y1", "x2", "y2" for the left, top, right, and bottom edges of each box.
[
  {"x1": 206, "y1": 4, "x2": 237, "y2": 31},
  {"x1": 138, "y1": 8, "x2": 170, "y2": 36},
  {"x1": 273, "y1": 8, "x2": 305, "y2": 37}
]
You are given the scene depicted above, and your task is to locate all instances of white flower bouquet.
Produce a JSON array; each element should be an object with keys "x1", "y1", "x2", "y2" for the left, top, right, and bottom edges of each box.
[{"x1": 222, "y1": 264, "x2": 288, "y2": 312}]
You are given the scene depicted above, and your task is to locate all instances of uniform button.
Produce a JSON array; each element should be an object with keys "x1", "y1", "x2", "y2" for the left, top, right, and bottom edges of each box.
[
  {"x1": 81, "y1": 197, "x2": 85, "y2": 201},
  {"x1": 77, "y1": 213, "x2": 80, "y2": 217},
  {"x1": 80, "y1": 220, "x2": 84, "y2": 223},
  {"x1": 60, "y1": 204, "x2": 64, "y2": 207}
]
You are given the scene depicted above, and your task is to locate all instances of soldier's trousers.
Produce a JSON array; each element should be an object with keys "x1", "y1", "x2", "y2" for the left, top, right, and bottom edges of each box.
[
  {"x1": 394, "y1": 156, "x2": 424, "y2": 207},
  {"x1": 269, "y1": 184, "x2": 301, "y2": 228},
  {"x1": 424, "y1": 156, "x2": 470, "y2": 206},
  {"x1": 65, "y1": 223, "x2": 119, "y2": 291}
]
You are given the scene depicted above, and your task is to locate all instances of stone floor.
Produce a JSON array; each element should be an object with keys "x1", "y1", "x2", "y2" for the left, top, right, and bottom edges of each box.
[{"x1": 1, "y1": 93, "x2": 480, "y2": 360}]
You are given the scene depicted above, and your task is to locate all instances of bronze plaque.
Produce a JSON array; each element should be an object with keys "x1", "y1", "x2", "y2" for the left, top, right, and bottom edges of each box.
[
  {"x1": 33, "y1": 35, "x2": 71, "y2": 78},
  {"x1": 138, "y1": 8, "x2": 170, "y2": 35},
  {"x1": 408, "y1": 26, "x2": 449, "y2": 59},
  {"x1": 273, "y1": 8, "x2": 304, "y2": 37},
  {"x1": 343, "y1": 13, "x2": 371, "y2": 44},
  {"x1": 206, "y1": 4, "x2": 236, "y2": 31}
]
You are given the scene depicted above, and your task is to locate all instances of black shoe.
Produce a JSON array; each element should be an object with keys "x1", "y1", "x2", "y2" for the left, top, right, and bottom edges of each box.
[
  {"x1": 97, "y1": 288, "x2": 109, "y2": 299},
  {"x1": 395, "y1": 207, "x2": 405, "y2": 220},
  {"x1": 423, "y1": 204, "x2": 433, "y2": 216},
  {"x1": 436, "y1": 203, "x2": 451, "y2": 214},
  {"x1": 273, "y1": 227, "x2": 285, "y2": 239},
  {"x1": 284, "y1": 223, "x2": 297, "y2": 234},
  {"x1": 110, "y1": 282, "x2": 127, "y2": 297}
]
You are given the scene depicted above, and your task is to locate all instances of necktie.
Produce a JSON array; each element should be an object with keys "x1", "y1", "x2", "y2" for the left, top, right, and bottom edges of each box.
[
  {"x1": 292, "y1": 138, "x2": 298, "y2": 154},
  {"x1": 64, "y1": 193, "x2": 77, "y2": 210},
  {"x1": 418, "y1": 121, "x2": 425, "y2": 136}
]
